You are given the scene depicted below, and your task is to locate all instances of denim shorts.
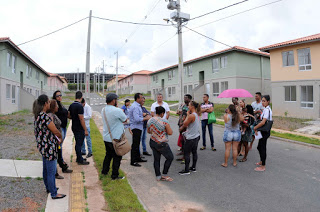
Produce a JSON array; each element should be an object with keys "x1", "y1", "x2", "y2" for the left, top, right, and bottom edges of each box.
[{"x1": 223, "y1": 130, "x2": 241, "y2": 142}]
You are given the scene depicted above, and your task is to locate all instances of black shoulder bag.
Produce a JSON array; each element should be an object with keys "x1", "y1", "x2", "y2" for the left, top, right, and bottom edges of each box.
[{"x1": 257, "y1": 109, "x2": 273, "y2": 132}]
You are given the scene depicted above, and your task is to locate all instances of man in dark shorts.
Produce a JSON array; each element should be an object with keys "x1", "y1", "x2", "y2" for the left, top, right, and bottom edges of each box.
[{"x1": 68, "y1": 91, "x2": 89, "y2": 165}]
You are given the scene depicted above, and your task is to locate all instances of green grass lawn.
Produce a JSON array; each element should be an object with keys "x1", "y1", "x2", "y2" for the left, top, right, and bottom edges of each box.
[
  {"x1": 214, "y1": 104, "x2": 229, "y2": 119},
  {"x1": 271, "y1": 130, "x2": 320, "y2": 146},
  {"x1": 90, "y1": 119, "x2": 146, "y2": 212}
]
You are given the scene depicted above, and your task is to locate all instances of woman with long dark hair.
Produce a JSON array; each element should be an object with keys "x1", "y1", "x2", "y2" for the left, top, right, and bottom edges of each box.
[
  {"x1": 179, "y1": 101, "x2": 201, "y2": 175},
  {"x1": 33, "y1": 95, "x2": 66, "y2": 199},
  {"x1": 221, "y1": 104, "x2": 244, "y2": 168},
  {"x1": 52, "y1": 91, "x2": 72, "y2": 174},
  {"x1": 254, "y1": 95, "x2": 272, "y2": 172}
]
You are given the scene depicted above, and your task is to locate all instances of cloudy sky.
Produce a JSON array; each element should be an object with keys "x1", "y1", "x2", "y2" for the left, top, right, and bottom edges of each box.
[{"x1": 0, "y1": 0, "x2": 319, "y2": 75}]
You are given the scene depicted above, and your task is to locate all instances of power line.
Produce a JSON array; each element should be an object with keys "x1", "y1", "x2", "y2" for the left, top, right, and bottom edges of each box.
[
  {"x1": 190, "y1": 0, "x2": 283, "y2": 30},
  {"x1": 92, "y1": 16, "x2": 170, "y2": 26},
  {"x1": 184, "y1": 26, "x2": 233, "y2": 48},
  {"x1": 190, "y1": 0, "x2": 249, "y2": 21},
  {"x1": 0, "y1": 17, "x2": 88, "y2": 52},
  {"x1": 143, "y1": 33, "x2": 177, "y2": 57}
]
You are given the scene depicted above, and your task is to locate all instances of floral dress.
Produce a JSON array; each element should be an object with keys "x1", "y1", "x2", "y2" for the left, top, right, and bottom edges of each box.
[{"x1": 34, "y1": 112, "x2": 58, "y2": 161}]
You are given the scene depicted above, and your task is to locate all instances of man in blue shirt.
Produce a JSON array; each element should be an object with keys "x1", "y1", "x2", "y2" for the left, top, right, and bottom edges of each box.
[
  {"x1": 128, "y1": 93, "x2": 151, "y2": 167},
  {"x1": 101, "y1": 93, "x2": 127, "y2": 180}
]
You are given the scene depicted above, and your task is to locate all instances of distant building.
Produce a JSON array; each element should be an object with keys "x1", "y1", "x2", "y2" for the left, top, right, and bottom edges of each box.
[
  {"x1": 150, "y1": 46, "x2": 271, "y2": 103},
  {"x1": 60, "y1": 76, "x2": 69, "y2": 92},
  {"x1": 118, "y1": 70, "x2": 152, "y2": 95},
  {"x1": 106, "y1": 74, "x2": 127, "y2": 92},
  {"x1": 0, "y1": 37, "x2": 50, "y2": 114},
  {"x1": 47, "y1": 73, "x2": 67, "y2": 97},
  {"x1": 260, "y1": 33, "x2": 320, "y2": 119},
  {"x1": 57, "y1": 72, "x2": 115, "y2": 84}
]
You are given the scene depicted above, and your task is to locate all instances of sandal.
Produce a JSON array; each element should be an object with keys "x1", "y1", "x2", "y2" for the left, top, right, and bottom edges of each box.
[
  {"x1": 255, "y1": 162, "x2": 262, "y2": 166},
  {"x1": 221, "y1": 163, "x2": 228, "y2": 168},
  {"x1": 160, "y1": 176, "x2": 173, "y2": 182},
  {"x1": 254, "y1": 167, "x2": 265, "y2": 172},
  {"x1": 239, "y1": 158, "x2": 247, "y2": 162}
]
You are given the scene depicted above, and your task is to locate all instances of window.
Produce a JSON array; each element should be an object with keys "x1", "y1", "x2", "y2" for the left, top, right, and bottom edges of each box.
[
  {"x1": 26, "y1": 65, "x2": 30, "y2": 78},
  {"x1": 213, "y1": 82, "x2": 219, "y2": 97},
  {"x1": 130, "y1": 76, "x2": 133, "y2": 82},
  {"x1": 6, "y1": 84, "x2": 11, "y2": 99},
  {"x1": 7, "y1": 52, "x2": 12, "y2": 67},
  {"x1": 30, "y1": 89, "x2": 32, "y2": 94},
  {"x1": 282, "y1": 51, "x2": 294, "y2": 66},
  {"x1": 172, "y1": 87, "x2": 176, "y2": 95},
  {"x1": 12, "y1": 55, "x2": 16, "y2": 73},
  {"x1": 184, "y1": 85, "x2": 188, "y2": 94},
  {"x1": 301, "y1": 86, "x2": 313, "y2": 108},
  {"x1": 298, "y1": 48, "x2": 312, "y2": 71},
  {"x1": 221, "y1": 81, "x2": 228, "y2": 92},
  {"x1": 284, "y1": 86, "x2": 296, "y2": 102},
  {"x1": 187, "y1": 65, "x2": 192, "y2": 77},
  {"x1": 184, "y1": 67, "x2": 187, "y2": 76},
  {"x1": 168, "y1": 70, "x2": 172, "y2": 81},
  {"x1": 153, "y1": 75, "x2": 158, "y2": 83},
  {"x1": 44, "y1": 77, "x2": 47, "y2": 85},
  {"x1": 221, "y1": 56, "x2": 227, "y2": 68},
  {"x1": 212, "y1": 58, "x2": 219, "y2": 73},
  {"x1": 188, "y1": 85, "x2": 193, "y2": 93},
  {"x1": 36, "y1": 71, "x2": 40, "y2": 80},
  {"x1": 12, "y1": 85, "x2": 16, "y2": 104},
  {"x1": 168, "y1": 87, "x2": 172, "y2": 97},
  {"x1": 29, "y1": 66, "x2": 32, "y2": 77}
]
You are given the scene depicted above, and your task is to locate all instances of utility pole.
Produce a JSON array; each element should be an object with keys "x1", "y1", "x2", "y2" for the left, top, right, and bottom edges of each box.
[
  {"x1": 77, "y1": 68, "x2": 79, "y2": 91},
  {"x1": 85, "y1": 10, "x2": 92, "y2": 100},
  {"x1": 115, "y1": 51, "x2": 119, "y2": 95}
]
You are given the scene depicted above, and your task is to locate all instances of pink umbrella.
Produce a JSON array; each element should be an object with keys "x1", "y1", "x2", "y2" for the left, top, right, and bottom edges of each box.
[{"x1": 217, "y1": 89, "x2": 253, "y2": 98}]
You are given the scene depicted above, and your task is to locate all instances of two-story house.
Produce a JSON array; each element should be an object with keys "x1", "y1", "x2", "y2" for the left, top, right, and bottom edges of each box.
[
  {"x1": 150, "y1": 46, "x2": 271, "y2": 103},
  {"x1": 118, "y1": 70, "x2": 152, "y2": 95},
  {"x1": 0, "y1": 37, "x2": 49, "y2": 114},
  {"x1": 106, "y1": 74, "x2": 127, "y2": 92},
  {"x1": 47, "y1": 73, "x2": 66, "y2": 97},
  {"x1": 260, "y1": 33, "x2": 320, "y2": 119}
]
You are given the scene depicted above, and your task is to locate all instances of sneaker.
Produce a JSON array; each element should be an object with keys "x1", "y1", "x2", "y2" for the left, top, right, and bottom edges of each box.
[
  {"x1": 143, "y1": 151, "x2": 152, "y2": 156},
  {"x1": 81, "y1": 152, "x2": 86, "y2": 155},
  {"x1": 190, "y1": 167, "x2": 197, "y2": 172},
  {"x1": 77, "y1": 161, "x2": 90, "y2": 165},
  {"x1": 112, "y1": 176, "x2": 125, "y2": 180},
  {"x1": 211, "y1": 147, "x2": 217, "y2": 151},
  {"x1": 179, "y1": 170, "x2": 190, "y2": 175},
  {"x1": 62, "y1": 169, "x2": 73, "y2": 173},
  {"x1": 86, "y1": 153, "x2": 92, "y2": 158},
  {"x1": 180, "y1": 160, "x2": 185, "y2": 164},
  {"x1": 200, "y1": 147, "x2": 206, "y2": 150},
  {"x1": 55, "y1": 174, "x2": 64, "y2": 179}
]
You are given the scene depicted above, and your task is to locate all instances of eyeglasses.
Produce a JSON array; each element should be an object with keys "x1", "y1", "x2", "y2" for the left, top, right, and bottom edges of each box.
[{"x1": 56, "y1": 95, "x2": 62, "y2": 97}]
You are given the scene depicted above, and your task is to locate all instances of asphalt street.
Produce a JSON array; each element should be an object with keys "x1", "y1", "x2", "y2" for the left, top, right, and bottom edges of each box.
[{"x1": 90, "y1": 93, "x2": 320, "y2": 212}]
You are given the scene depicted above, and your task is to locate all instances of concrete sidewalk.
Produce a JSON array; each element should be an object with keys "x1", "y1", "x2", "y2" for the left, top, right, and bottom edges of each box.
[{"x1": 0, "y1": 159, "x2": 42, "y2": 178}]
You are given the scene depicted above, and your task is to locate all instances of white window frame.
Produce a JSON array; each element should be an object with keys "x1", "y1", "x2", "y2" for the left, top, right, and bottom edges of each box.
[
  {"x1": 6, "y1": 84, "x2": 11, "y2": 99},
  {"x1": 282, "y1": 51, "x2": 294, "y2": 67},
  {"x1": 12, "y1": 55, "x2": 16, "y2": 73},
  {"x1": 36, "y1": 71, "x2": 40, "y2": 80},
  {"x1": 284, "y1": 86, "x2": 296, "y2": 102},
  {"x1": 221, "y1": 81, "x2": 228, "y2": 92},
  {"x1": 212, "y1": 82, "x2": 219, "y2": 97},
  {"x1": 7, "y1": 52, "x2": 12, "y2": 67},
  {"x1": 172, "y1": 86, "x2": 176, "y2": 95},
  {"x1": 301, "y1": 85, "x2": 313, "y2": 108},
  {"x1": 12, "y1": 85, "x2": 16, "y2": 104},
  {"x1": 168, "y1": 87, "x2": 172, "y2": 97},
  {"x1": 26, "y1": 65, "x2": 30, "y2": 78},
  {"x1": 168, "y1": 70, "x2": 172, "y2": 81},
  {"x1": 212, "y1": 58, "x2": 219, "y2": 73},
  {"x1": 298, "y1": 48, "x2": 312, "y2": 71},
  {"x1": 188, "y1": 65, "x2": 192, "y2": 77},
  {"x1": 188, "y1": 84, "x2": 193, "y2": 93},
  {"x1": 184, "y1": 85, "x2": 188, "y2": 94},
  {"x1": 221, "y1": 56, "x2": 228, "y2": 68}
]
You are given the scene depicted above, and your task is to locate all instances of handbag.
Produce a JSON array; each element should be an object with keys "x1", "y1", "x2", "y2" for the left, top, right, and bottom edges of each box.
[
  {"x1": 256, "y1": 109, "x2": 273, "y2": 132},
  {"x1": 208, "y1": 111, "x2": 216, "y2": 124},
  {"x1": 102, "y1": 108, "x2": 131, "y2": 156}
]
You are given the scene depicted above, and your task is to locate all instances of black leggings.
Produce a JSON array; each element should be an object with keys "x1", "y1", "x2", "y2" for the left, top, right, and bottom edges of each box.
[
  {"x1": 183, "y1": 136, "x2": 200, "y2": 172},
  {"x1": 257, "y1": 131, "x2": 270, "y2": 166}
]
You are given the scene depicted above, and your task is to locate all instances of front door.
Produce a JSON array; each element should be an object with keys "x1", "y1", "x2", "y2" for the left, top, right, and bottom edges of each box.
[{"x1": 199, "y1": 71, "x2": 204, "y2": 82}]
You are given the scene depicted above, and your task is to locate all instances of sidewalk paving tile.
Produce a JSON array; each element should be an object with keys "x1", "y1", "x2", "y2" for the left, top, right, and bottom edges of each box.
[
  {"x1": 0, "y1": 159, "x2": 17, "y2": 177},
  {"x1": 14, "y1": 160, "x2": 42, "y2": 178}
]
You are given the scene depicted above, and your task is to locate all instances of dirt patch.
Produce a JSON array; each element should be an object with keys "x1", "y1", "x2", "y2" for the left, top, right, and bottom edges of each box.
[{"x1": 272, "y1": 116, "x2": 312, "y2": 131}]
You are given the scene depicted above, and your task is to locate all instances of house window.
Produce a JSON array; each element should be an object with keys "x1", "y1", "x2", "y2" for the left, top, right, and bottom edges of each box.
[
  {"x1": 12, "y1": 85, "x2": 16, "y2": 104},
  {"x1": 221, "y1": 56, "x2": 227, "y2": 68},
  {"x1": 184, "y1": 67, "x2": 187, "y2": 76},
  {"x1": 213, "y1": 82, "x2": 219, "y2": 97},
  {"x1": 298, "y1": 48, "x2": 312, "y2": 71},
  {"x1": 26, "y1": 65, "x2": 30, "y2": 78},
  {"x1": 172, "y1": 87, "x2": 176, "y2": 95},
  {"x1": 130, "y1": 76, "x2": 133, "y2": 82},
  {"x1": 212, "y1": 58, "x2": 219, "y2": 73},
  {"x1": 188, "y1": 85, "x2": 193, "y2": 93},
  {"x1": 184, "y1": 85, "x2": 188, "y2": 94},
  {"x1": 6, "y1": 84, "x2": 11, "y2": 99},
  {"x1": 7, "y1": 52, "x2": 12, "y2": 67},
  {"x1": 187, "y1": 65, "x2": 192, "y2": 77},
  {"x1": 282, "y1": 51, "x2": 294, "y2": 66},
  {"x1": 12, "y1": 55, "x2": 16, "y2": 73},
  {"x1": 301, "y1": 86, "x2": 313, "y2": 108},
  {"x1": 284, "y1": 86, "x2": 296, "y2": 102},
  {"x1": 153, "y1": 75, "x2": 158, "y2": 83},
  {"x1": 168, "y1": 70, "x2": 172, "y2": 81},
  {"x1": 168, "y1": 87, "x2": 172, "y2": 97},
  {"x1": 221, "y1": 81, "x2": 228, "y2": 92},
  {"x1": 36, "y1": 71, "x2": 40, "y2": 80}
]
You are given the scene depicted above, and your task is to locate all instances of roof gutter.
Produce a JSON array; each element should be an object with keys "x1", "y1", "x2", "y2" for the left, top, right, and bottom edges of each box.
[{"x1": 260, "y1": 38, "x2": 320, "y2": 52}]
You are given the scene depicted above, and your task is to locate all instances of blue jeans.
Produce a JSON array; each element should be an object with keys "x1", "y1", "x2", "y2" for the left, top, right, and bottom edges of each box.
[
  {"x1": 201, "y1": 119, "x2": 215, "y2": 147},
  {"x1": 81, "y1": 127, "x2": 92, "y2": 154},
  {"x1": 140, "y1": 127, "x2": 147, "y2": 153},
  {"x1": 74, "y1": 131, "x2": 85, "y2": 163},
  {"x1": 42, "y1": 157, "x2": 57, "y2": 197},
  {"x1": 61, "y1": 127, "x2": 67, "y2": 141}
]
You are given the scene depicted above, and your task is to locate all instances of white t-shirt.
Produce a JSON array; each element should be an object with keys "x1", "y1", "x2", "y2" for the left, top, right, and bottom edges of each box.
[
  {"x1": 151, "y1": 101, "x2": 170, "y2": 120},
  {"x1": 251, "y1": 101, "x2": 264, "y2": 111},
  {"x1": 261, "y1": 106, "x2": 272, "y2": 121}
]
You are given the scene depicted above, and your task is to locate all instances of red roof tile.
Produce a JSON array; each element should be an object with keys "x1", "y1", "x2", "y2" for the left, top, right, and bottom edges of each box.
[
  {"x1": 151, "y1": 46, "x2": 269, "y2": 75},
  {"x1": 259, "y1": 33, "x2": 320, "y2": 52},
  {"x1": 118, "y1": 70, "x2": 152, "y2": 82},
  {"x1": 0, "y1": 37, "x2": 50, "y2": 76}
]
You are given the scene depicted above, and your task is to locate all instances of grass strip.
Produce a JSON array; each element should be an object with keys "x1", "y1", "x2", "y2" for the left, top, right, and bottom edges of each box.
[
  {"x1": 271, "y1": 130, "x2": 320, "y2": 146},
  {"x1": 90, "y1": 119, "x2": 146, "y2": 212}
]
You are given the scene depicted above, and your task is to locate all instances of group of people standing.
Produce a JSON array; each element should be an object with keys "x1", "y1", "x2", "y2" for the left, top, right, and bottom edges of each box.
[{"x1": 33, "y1": 91, "x2": 93, "y2": 199}]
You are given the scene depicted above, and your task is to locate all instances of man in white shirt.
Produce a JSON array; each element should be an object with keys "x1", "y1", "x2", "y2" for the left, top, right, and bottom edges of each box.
[
  {"x1": 251, "y1": 92, "x2": 264, "y2": 114},
  {"x1": 151, "y1": 93, "x2": 170, "y2": 120},
  {"x1": 81, "y1": 98, "x2": 93, "y2": 158}
]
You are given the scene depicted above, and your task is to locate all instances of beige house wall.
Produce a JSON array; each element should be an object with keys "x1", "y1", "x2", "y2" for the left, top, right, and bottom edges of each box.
[{"x1": 269, "y1": 42, "x2": 320, "y2": 81}]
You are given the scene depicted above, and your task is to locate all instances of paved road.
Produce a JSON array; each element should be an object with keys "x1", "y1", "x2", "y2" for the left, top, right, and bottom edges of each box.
[{"x1": 89, "y1": 93, "x2": 320, "y2": 212}]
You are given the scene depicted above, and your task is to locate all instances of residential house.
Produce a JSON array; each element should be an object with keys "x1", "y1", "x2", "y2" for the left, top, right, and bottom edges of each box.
[
  {"x1": 47, "y1": 73, "x2": 66, "y2": 97},
  {"x1": 60, "y1": 76, "x2": 69, "y2": 92},
  {"x1": 106, "y1": 74, "x2": 127, "y2": 92},
  {"x1": 118, "y1": 70, "x2": 152, "y2": 95},
  {"x1": 260, "y1": 33, "x2": 320, "y2": 119},
  {"x1": 150, "y1": 46, "x2": 271, "y2": 103},
  {"x1": 0, "y1": 37, "x2": 49, "y2": 114}
]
